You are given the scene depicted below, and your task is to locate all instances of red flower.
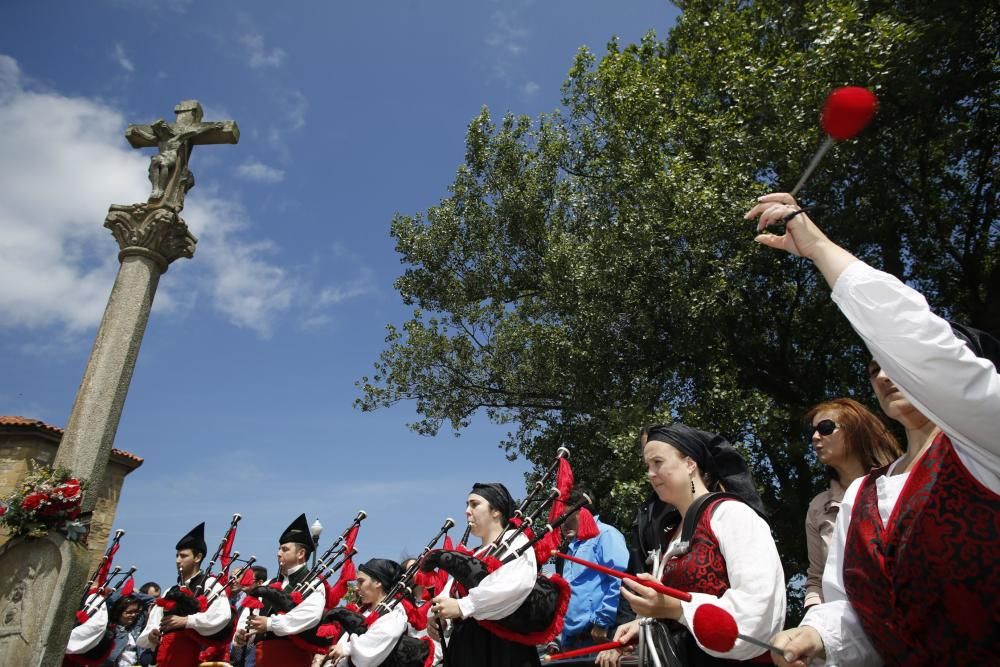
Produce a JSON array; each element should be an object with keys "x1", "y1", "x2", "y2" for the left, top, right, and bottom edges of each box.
[
  {"x1": 21, "y1": 492, "x2": 46, "y2": 511},
  {"x1": 0, "y1": 505, "x2": 7, "y2": 516},
  {"x1": 57, "y1": 482, "x2": 81, "y2": 499}
]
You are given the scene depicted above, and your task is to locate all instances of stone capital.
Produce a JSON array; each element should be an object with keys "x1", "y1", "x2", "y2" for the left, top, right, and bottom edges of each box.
[{"x1": 104, "y1": 203, "x2": 197, "y2": 272}]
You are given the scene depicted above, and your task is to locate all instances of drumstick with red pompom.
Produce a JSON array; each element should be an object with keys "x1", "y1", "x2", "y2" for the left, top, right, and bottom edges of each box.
[
  {"x1": 692, "y1": 604, "x2": 783, "y2": 657},
  {"x1": 790, "y1": 86, "x2": 879, "y2": 196},
  {"x1": 550, "y1": 551, "x2": 692, "y2": 601},
  {"x1": 541, "y1": 639, "x2": 635, "y2": 662}
]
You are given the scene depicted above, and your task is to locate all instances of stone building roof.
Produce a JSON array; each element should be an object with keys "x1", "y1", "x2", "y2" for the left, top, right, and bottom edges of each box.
[{"x1": 0, "y1": 415, "x2": 143, "y2": 468}]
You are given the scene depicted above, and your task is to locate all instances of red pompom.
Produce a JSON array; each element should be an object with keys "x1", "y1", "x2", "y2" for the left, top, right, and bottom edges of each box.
[
  {"x1": 155, "y1": 598, "x2": 177, "y2": 612},
  {"x1": 692, "y1": 604, "x2": 738, "y2": 652},
  {"x1": 316, "y1": 622, "x2": 342, "y2": 639},
  {"x1": 241, "y1": 596, "x2": 264, "y2": 610},
  {"x1": 821, "y1": 86, "x2": 878, "y2": 141},
  {"x1": 269, "y1": 581, "x2": 283, "y2": 590},
  {"x1": 75, "y1": 610, "x2": 90, "y2": 624},
  {"x1": 290, "y1": 591, "x2": 303, "y2": 605}
]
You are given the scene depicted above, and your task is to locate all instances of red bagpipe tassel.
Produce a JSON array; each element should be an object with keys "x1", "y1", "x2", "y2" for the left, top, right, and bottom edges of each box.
[
  {"x1": 75, "y1": 610, "x2": 90, "y2": 624},
  {"x1": 240, "y1": 596, "x2": 264, "y2": 610},
  {"x1": 575, "y1": 507, "x2": 600, "y2": 541}
]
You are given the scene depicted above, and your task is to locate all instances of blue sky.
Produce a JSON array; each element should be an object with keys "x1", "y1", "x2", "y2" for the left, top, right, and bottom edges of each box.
[{"x1": 0, "y1": 1, "x2": 679, "y2": 586}]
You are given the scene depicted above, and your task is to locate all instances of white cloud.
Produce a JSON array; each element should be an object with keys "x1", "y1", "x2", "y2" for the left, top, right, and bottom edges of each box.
[
  {"x1": 237, "y1": 159, "x2": 285, "y2": 183},
  {"x1": 483, "y1": 8, "x2": 530, "y2": 86},
  {"x1": 522, "y1": 81, "x2": 540, "y2": 96},
  {"x1": 0, "y1": 54, "x2": 293, "y2": 337},
  {"x1": 112, "y1": 44, "x2": 134, "y2": 73},
  {"x1": 240, "y1": 33, "x2": 287, "y2": 69},
  {"x1": 182, "y1": 195, "x2": 295, "y2": 337},
  {"x1": 0, "y1": 54, "x2": 361, "y2": 341}
]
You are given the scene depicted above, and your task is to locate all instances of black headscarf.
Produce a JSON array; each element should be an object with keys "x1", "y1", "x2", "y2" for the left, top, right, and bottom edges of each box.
[
  {"x1": 359, "y1": 558, "x2": 401, "y2": 590},
  {"x1": 470, "y1": 482, "x2": 515, "y2": 522},
  {"x1": 950, "y1": 322, "x2": 1000, "y2": 372},
  {"x1": 644, "y1": 423, "x2": 767, "y2": 516}
]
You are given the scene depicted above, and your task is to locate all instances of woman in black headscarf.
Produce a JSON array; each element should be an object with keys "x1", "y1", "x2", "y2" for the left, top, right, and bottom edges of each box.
[
  {"x1": 327, "y1": 558, "x2": 426, "y2": 667},
  {"x1": 597, "y1": 424, "x2": 786, "y2": 666},
  {"x1": 429, "y1": 482, "x2": 541, "y2": 667}
]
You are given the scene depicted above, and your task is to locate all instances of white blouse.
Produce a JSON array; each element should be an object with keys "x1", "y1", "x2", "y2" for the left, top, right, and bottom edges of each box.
[
  {"x1": 669, "y1": 501, "x2": 786, "y2": 662},
  {"x1": 333, "y1": 604, "x2": 408, "y2": 667},
  {"x1": 802, "y1": 260, "x2": 1000, "y2": 666},
  {"x1": 65, "y1": 593, "x2": 108, "y2": 655},
  {"x1": 456, "y1": 532, "x2": 538, "y2": 621}
]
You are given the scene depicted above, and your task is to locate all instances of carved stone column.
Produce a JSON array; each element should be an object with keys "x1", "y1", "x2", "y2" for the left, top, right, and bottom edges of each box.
[{"x1": 14, "y1": 101, "x2": 238, "y2": 667}]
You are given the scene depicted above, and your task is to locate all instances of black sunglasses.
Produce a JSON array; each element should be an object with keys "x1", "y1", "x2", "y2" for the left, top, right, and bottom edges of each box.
[{"x1": 805, "y1": 419, "x2": 839, "y2": 439}]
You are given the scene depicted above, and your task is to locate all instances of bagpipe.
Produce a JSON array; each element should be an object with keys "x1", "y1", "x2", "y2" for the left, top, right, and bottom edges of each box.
[
  {"x1": 321, "y1": 518, "x2": 455, "y2": 667},
  {"x1": 417, "y1": 448, "x2": 588, "y2": 646},
  {"x1": 240, "y1": 511, "x2": 366, "y2": 657},
  {"x1": 66, "y1": 531, "x2": 137, "y2": 667},
  {"x1": 157, "y1": 514, "x2": 247, "y2": 662},
  {"x1": 420, "y1": 491, "x2": 591, "y2": 646}
]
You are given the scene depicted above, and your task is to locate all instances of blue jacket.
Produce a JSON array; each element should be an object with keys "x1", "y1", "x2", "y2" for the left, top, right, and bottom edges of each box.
[{"x1": 559, "y1": 517, "x2": 629, "y2": 641}]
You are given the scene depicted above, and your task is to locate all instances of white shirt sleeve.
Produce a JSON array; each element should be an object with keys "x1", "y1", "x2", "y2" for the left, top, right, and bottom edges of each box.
[
  {"x1": 457, "y1": 533, "x2": 538, "y2": 620},
  {"x1": 136, "y1": 602, "x2": 163, "y2": 649},
  {"x1": 267, "y1": 583, "x2": 324, "y2": 636},
  {"x1": 341, "y1": 605, "x2": 408, "y2": 667},
  {"x1": 800, "y1": 478, "x2": 881, "y2": 667},
  {"x1": 185, "y1": 576, "x2": 231, "y2": 635},
  {"x1": 675, "y1": 502, "x2": 786, "y2": 661},
  {"x1": 831, "y1": 261, "x2": 1000, "y2": 492},
  {"x1": 65, "y1": 594, "x2": 109, "y2": 654}
]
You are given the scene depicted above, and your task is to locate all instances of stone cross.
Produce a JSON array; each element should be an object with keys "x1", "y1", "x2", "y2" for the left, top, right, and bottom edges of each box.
[
  {"x1": 4, "y1": 100, "x2": 239, "y2": 666},
  {"x1": 126, "y1": 100, "x2": 239, "y2": 210}
]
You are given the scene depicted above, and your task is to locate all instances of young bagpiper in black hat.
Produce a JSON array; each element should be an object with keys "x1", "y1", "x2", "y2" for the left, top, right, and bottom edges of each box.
[
  {"x1": 135, "y1": 522, "x2": 231, "y2": 667},
  {"x1": 234, "y1": 513, "x2": 326, "y2": 667}
]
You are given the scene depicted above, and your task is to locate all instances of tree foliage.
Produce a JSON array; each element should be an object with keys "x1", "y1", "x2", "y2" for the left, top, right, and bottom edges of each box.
[{"x1": 358, "y1": 0, "x2": 998, "y2": 620}]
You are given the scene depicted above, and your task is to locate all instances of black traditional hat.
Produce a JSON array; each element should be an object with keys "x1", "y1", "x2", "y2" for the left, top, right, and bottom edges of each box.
[
  {"x1": 359, "y1": 558, "x2": 401, "y2": 590},
  {"x1": 471, "y1": 482, "x2": 515, "y2": 522},
  {"x1": 278, "y1": 513, "x2": 314, "y2": 554},
  {"x1": 176, "y1": 522, "x2": 207, "y2": 557},
  {"x1": 644, "y1": 423, "x2": 767, "y2": 516}
]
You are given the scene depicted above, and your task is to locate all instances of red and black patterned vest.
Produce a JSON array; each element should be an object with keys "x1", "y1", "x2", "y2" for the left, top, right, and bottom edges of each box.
[
  {"x1": 661, "y1": 497, "x2": 770, "y2": 665},
  {"x1": 661, "y1": 497, "x2": 733, "y2": 597},
  {"x1": 843, "y1": 433, "x2": 1000, "y2": 665}
]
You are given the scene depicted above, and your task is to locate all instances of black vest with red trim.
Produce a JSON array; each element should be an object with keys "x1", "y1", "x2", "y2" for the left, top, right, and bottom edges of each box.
[
  {"x1": 660, "y1": 496, "x2": 770, "y2": 666},
  {"x1": 843, "y1": 433, "x2": 1000, "y2": 665}
]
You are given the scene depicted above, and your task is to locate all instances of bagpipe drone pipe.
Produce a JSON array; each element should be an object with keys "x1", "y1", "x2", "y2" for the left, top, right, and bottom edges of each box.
[
  {"x1": 318, "y1": 518, "x2": 457, "y2": 667},
  {"x1": 419, "y1": 488, "x2": 593, "y2": 646},
  {"x1": 64, "y1": 565, "x2": 137, "y2": 667}
]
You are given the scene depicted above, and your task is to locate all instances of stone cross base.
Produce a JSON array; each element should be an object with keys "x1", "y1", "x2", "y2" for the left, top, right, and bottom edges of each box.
[{"x1": 0, "y1": 533, "x2": 92, "y2": 666}]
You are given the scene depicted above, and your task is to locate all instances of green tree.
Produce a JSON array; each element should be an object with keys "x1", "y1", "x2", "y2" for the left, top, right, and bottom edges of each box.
[{"x1": 358, "y1": 0, "x2": 998, "y2": 621}]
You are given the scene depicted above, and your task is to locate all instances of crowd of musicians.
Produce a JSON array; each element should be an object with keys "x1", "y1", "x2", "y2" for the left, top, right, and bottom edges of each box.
[{"x1": 63, "y1": 193, "x2": 999, "y2": 667}]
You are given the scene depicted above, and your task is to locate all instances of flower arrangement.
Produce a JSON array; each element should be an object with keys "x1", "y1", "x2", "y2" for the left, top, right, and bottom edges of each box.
[{"x1": 0, "y1": 464, "x2": 87, "y2": 539}]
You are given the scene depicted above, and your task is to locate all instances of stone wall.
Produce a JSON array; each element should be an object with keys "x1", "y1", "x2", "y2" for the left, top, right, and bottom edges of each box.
[{"x1": 0, "y1": 417, "x2": 143, "y2": 574}]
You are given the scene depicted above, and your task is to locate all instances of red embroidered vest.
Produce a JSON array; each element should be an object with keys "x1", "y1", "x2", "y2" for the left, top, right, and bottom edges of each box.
[
  {"x1": 661, "y1": 497, "x2": 733, "y2": 597},
  {"x1": 661, "y1": 497, "x2": 771, "y2": 665},
  {"x1": 843, "y1": 433, "x2": 1000, "y2": 665}
]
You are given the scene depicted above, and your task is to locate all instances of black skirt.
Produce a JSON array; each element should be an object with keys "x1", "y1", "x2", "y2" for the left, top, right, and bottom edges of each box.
[{"x1": 447, "y1": 618, "x2": 541, "y2": 667}]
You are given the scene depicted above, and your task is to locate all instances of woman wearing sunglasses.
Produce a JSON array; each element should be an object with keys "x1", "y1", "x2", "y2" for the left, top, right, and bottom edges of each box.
[
  {"x1": 801, "y1": 399, "x2": 899, "y2": 609},
  {"x1": 749, "y1": 192, "x2": 1000, "y2": 667}
]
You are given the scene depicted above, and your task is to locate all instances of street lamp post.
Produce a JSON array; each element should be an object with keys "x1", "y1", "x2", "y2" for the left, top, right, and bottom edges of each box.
[{"x1": 310, "y1": 519, "x2": 323, "y2": 569}]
